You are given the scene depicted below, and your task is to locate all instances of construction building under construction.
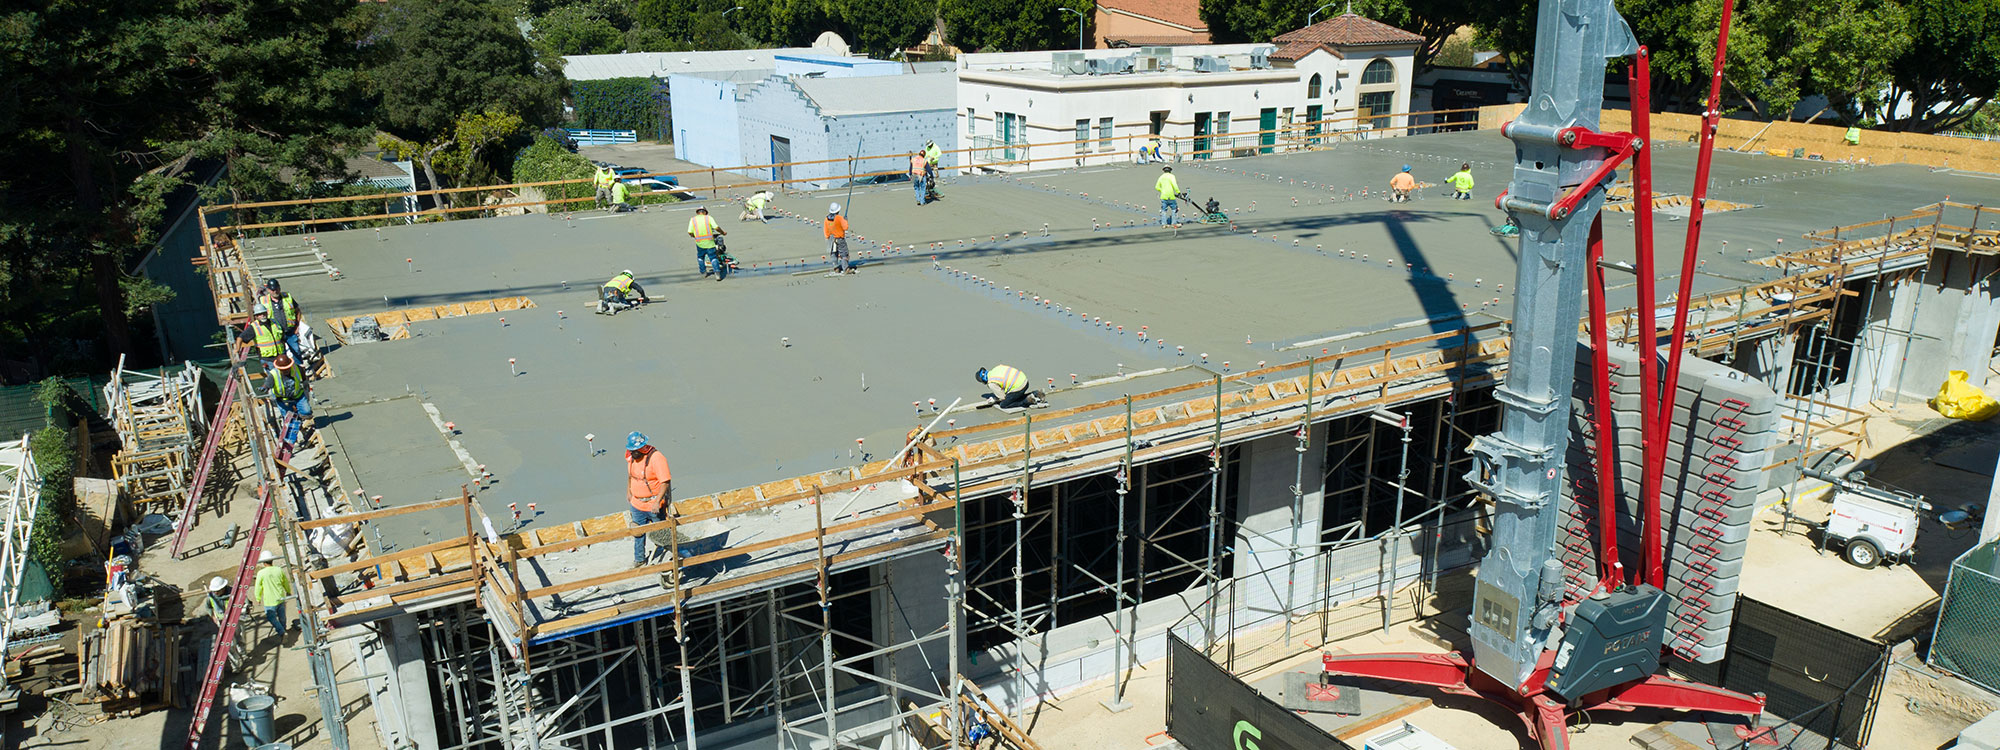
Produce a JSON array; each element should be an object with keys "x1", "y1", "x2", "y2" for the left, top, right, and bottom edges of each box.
[{"x1": 179, "y1": 120, "x2": 2000, "y2": 749}]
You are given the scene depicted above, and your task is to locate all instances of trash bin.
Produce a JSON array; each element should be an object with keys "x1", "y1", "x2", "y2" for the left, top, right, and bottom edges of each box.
[{"x1": 235, "y1": 695, "x2": 277, "y2": 746}]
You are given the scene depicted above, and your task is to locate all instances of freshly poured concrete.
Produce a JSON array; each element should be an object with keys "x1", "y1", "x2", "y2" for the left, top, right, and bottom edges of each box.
[{"x1": 257, "y1": 130, "x2": 1998, "y2": 550}]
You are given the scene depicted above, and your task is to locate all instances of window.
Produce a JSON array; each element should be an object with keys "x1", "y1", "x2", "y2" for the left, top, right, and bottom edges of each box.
[
  {"x1": 967, "y1": 108, "x2": 976, "y2": 138},
  {"x1": 1361, "y1": 59, "x2": 1394, "y2": 85},
  {"x1": 1359, "y1": 92, "x2": 1393, "y2": 128},
  {"x1": 1307, "y1": 73, "x2": 1322, "y2": 99},
  {"x1": 1098, "y1": 117, "x2": 1113, "y2": 151},
  {"x1": 1215, "y1": 111, "x2": 1229, "y2": 150},
  {"x1": 1075, "y1": 118, "x2": 1090, "y2": 148}
]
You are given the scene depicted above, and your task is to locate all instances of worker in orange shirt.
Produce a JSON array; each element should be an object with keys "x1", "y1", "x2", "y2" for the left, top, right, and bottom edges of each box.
[
  {"x1": 824, "y1": 202, "x2": 852, "y2": 276},
  {"x1": 625, "y1": 431, "x2": 672, "y2": 566},
  {"x1": 1389, "y1": 165, "x2": 1417, "y2": 203}
]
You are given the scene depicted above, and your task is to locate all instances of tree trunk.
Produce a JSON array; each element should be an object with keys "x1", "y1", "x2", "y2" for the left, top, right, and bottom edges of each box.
[{"x1": 66, "y1": 117, "x2": 134, "y2": 360}]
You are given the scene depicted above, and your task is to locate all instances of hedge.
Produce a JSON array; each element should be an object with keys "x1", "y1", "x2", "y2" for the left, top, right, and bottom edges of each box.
[{"x1": 571, "y1": 77, "x2": 670, "y2": 141}]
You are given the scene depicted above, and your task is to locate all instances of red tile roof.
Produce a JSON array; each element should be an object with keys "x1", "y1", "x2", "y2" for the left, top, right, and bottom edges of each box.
[
  {"x1": 1098, "y1": 0, "x2": 1207, "y2": 31},
  {"x1": 1104, "y1": 34, "x2": 1212, "y2": 48},
  {"x1": 1270, "y1": 40, "x2": 1335, "y2": 62},
  {"x1": 1274, "y1": 12, "x2": 1423, "y2": 47}
]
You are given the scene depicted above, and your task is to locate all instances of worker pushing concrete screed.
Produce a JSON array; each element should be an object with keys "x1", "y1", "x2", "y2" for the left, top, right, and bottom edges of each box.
[{"x1": 1154, "y1": 166, "x2": 1189, "y2": 227}]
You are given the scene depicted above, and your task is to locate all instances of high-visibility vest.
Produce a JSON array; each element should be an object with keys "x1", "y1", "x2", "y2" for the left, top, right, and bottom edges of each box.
[
  {"x1": 274, "y1": 366, "x2": 307, "y2": 400},
  {"x1": 271, "y1": 292, "x2": 299, "y2": 330},
  {"x1": 249, "y1": 320, "x2": 283, "y2": 358},
  {"x1": 1448, "y1": 170, "x2": 1475, "y2": 191},
  {"x1": 688, "y1": 214, "x2": 719, "y2": 246},
  {"x1": 595, "y1": 168, "x2": 614, "y2": 188},
  {"x1": 604, "y1": 273, "x2": 635, "y2": 293},
  {"x1": 1155, "y1": 173, "x2": 1180, "y2": 200},
  {"x1": 926, "y1": 144, "x2": 941, "y2": 165},
  {"x1": 611, "y1": 180, "x2": 630, "y2": 203},
  {"x1": 747, "y1": 192, "x2": 769, "y2": 210},
  {"x1": 987, "y1": 364, "x2": 1028, "y2": 393}
]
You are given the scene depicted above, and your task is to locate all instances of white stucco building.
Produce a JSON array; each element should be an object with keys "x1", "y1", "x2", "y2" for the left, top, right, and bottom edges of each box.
[{"x1": 955, "y1": 13, "x2": 1422, "y2": 171}]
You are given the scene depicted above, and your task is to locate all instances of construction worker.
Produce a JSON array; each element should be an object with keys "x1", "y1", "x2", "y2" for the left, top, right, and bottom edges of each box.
[
  {"x1": 1447, "y1": 163, "x2": 1475, "y2": 200},
  {"x1": 594, "y1": 165, "x2": 616, "y2": 209},
  {"x1": 688, "y1": 207, "x2": 726, "y2": 279},
  {"x1": 610, "y1": 178, "x2": 633, "y2": 213},
  {"x1": 261, "y1": 279, "x2": 307, "y2": 360},
  {"x1": 1389, "y1": 165, "x2": 1417, "y2": 203},
  {"x1": 625, "y1": 432, "x2": 672, "y2": 566},
  {"x1": 204, "y1": 576, "x2": 232, "y2": 628},
  {"x1": 253, "y1": 549, "x2": 293, "y2": 644},
  {"x1": 238, "y1": 305, "x2": 285, "y2": 362},
  {"x1": 1155, "y1": 166, "x2": 1184, "y2": 226},
  {"x1": 598, "y1": 270, "x2": 649, "y2": 314},
  {"x1": 924, "y1": 140, "x2": 943, "y2": 200},
  {"x1": 1844, "y1": 126, "x2": 1861, "y2": 146},
  {"x1": 740, "y1": 190, "x2": 774, "y2": 223},
  {"x1": 910, "y1": 151, "x2": 929, "y2": 206},
  {"x1": 1491, "y1": 215, "x2": 1522, "y2": 237},
  {"x1": 975, "y1": 365, "x2": 1034, "y2": 409},
  {"x1": 271, "y1": 353, "x2": 311, "y2": 445},
  {"x1": 824, "y1": 203, "x2": 852, "y2": 275},
  {"x1": 1140, "y1": 135, "x2": 1163, "y2": 164}
]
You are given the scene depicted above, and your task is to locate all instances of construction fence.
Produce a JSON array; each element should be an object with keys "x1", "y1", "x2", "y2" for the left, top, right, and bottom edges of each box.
[
  {"x1": 1672, "y1": 596, "x2": 1889, "y2": 748},
  {"x1": 1931, "y1": 539, "x2": 2000, "y2": 696}
]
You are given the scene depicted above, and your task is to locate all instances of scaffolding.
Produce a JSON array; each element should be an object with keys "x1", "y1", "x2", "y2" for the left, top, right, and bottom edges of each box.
[
  {"x1": 0, "y1": 433, "x2": 44, "y2": 699},
  {"x1": 104, "y1": 359, "x2": 206, "y2": 512}
]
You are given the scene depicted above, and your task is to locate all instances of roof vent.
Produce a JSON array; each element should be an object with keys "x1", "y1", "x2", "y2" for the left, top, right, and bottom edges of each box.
[
  {"x1": 1052, "y1": 51, "x2": 1087, "y2": 76},
  {"x1": 1192, "y1": 56, "x2": 1229, "y2": 73},
  {"x1": 1088, "y1": 56, "x2": 1133, "y2": 75}
]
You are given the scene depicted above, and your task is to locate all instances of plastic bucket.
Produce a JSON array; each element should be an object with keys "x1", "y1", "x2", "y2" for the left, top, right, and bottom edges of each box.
[{"x1": 235, "y1": 695, "x2": 277, "y2": 746}]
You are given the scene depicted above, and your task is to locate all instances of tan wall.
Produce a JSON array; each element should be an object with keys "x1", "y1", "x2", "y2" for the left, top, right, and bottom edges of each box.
[
  {"x1": 1477, "y1": 103, "x2": 2000, "y2": 173},
  {"x1": 1093, "y1": 9, "x2": 1209, "y2": 48}
]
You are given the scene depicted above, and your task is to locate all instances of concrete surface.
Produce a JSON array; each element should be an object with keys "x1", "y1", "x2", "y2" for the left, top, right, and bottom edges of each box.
[{"x1": 253, "y1": 130, "x2": 1997, "y2": 558}]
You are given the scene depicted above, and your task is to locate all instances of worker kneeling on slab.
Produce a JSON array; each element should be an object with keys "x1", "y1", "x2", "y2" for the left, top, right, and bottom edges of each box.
[
  {"x1": 597, "y1": 270, "x2": 649, "y2": 315},
  {"x1": 976, "y1": 365, "x2": 1043, "y2": 411}
]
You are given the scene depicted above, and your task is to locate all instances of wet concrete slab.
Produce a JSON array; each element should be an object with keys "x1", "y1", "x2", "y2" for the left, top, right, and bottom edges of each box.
[{"x1": 255, "y1": 130, "x2": 2000, "y2": 549}]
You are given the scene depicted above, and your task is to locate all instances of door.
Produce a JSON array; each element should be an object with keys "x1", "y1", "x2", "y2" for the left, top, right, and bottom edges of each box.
[
  {"x1": 1193, "y1": 112, "x2": 1211, "y2": 160},
  {"x1": 1306, "y1": 104, "x2": 1323, "y2": 139},
  {"x1": 769, "y1": 136, "x2": 791, "y2": 184},
  {"x1": 1259, "y1": 108, "x2": 1277, "y2": 154}
]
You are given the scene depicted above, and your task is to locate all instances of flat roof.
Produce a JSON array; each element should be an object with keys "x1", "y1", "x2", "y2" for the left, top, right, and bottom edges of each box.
[{"x1": 255, "y1": 131, "x2": 1999, "y2": 557}]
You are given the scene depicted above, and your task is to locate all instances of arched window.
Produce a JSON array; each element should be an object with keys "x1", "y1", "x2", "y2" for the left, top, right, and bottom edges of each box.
[
  {"x1": 1307, "y1": 73, "x2": 1323, "y2": 99},
  {"x1": 1361, "y1": 59, "x2": 1394, "y2": 85}
]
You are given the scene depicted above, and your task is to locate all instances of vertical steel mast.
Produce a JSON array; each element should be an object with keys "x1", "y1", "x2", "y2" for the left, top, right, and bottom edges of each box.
[{"x1": 1465, "y1": 0, "x2": 1636, "y2": 689}]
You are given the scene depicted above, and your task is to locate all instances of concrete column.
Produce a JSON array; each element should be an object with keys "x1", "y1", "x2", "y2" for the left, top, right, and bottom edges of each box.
[
  {"x1": 1230, "y1": 428, "x2": 1325, "y2": 630},
  {"x1": 1948, "y1": 272, "x2": 2000, "y2": 391},
  {"x1": 377, "y1": 614, "x2": 439, "y2": 750},
  {"x1": 884, "y1": 551, "x2": 953, "y2": 702}
]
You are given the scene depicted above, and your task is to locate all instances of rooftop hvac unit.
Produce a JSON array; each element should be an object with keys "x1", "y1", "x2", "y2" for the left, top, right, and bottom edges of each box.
[
  {"x1": 1052, "y1": 51, "x2": 1087, "y2": 76},
  {"x1": 1136, "y1": 46, "x2": 1174, "y2": 71},
  {"x1": 1192, "y1": 56, "x2": 1230, "y2": 73},
  {"x1": 1250, "y1": 53, "x2": 1271, "y2": 69},
  {"x1": 1088, "y1": 56, "x2": 1133, "y2": 75}
]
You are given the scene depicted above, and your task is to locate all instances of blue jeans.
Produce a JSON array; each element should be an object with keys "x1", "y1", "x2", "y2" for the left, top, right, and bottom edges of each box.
[
  {"x1": 697, "y1": 244, "x2": 718, "y2": 276},
  {"x1": 281, "y1": 395, "x2": 311, "y2": 444},
  {"x1": 629, "y1": 506, "x2": 665, "y2": 563},
  {"x1": 264, "y1": 603, "x2": 286, "y2": 638},
  {"x1": 914, "y1": 176, "x2": 928, "y2": 204},
  {"x1": 1160, "y1": 199, "x2": 1178, "y2": 226}
]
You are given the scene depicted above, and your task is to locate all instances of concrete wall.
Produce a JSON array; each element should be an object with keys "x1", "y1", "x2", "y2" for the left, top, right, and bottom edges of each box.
[
  {"x1": 733, "y1": 77, "x2": 958, "y2": 187},
  {"x1": 667, "y1": 75, "x2": 746, "y2": 168},
  {"x1": 1878, "y1": 257, "x2": 2000, "y2": 399}
]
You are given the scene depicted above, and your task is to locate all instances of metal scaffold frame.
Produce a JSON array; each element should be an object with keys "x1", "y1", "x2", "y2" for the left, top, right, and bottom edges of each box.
[{"x1": 0, "y1": 433, "x2": 44, "y2": 697}]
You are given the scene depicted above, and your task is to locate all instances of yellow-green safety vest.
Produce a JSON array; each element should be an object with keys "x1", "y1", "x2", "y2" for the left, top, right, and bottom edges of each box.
[
  {"x1": 987, "y1": 364, "x2": 1028, "y2": 392},
  {"x1": 604, "y1": 273, "x2": 635, "y2": 293},
  {"x1": 1155, "y1": 173, "x2": 1180, "y2": 200},
  {"x1": 1447, "y1": 170, "x2": 1475, "y2": 191},
  {"x1": 688, "y1": 214, "x2": 719, "y2": 248},
  {"x1": 250, "y1": 320, "x2": 283, "y2": 359}
]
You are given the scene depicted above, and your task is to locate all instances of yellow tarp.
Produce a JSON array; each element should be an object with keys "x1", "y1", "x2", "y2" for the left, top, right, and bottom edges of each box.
[{"x1": 1929, "y1": 370, "x2": 2000, "y2": 421}]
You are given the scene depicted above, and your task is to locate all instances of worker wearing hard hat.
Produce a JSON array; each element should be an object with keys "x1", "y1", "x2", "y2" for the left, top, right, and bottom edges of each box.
[
  {"x1": 924, "y1": 140, "x2": 943, "y2": 200},
  {"x1": 594, "y1": 165, "x2": 617, "y2": 209},
  {"x1": 625, "y1": 432, "x2": 673, "y2": 566},
  {"x1": 238, "y1": 304, "x2": 286, "y2": 363},
  {"x1": 688, "y1": 207, "x2": 727, "y2": 279},
  {"x1": 271, "y1": 353, "x2": 312, "y2": 445},
  {"x1": 253, "y1": 549, "x2": 294, "y2": 644},
  {"x1": 1446, "y1": 163, "x2": 1475, "y2": 200},
  {"x1": 598, "y1": 270, "x2": 649, "y2": 315},
  {"x1": 1390, "y1": 165, "x2": 1417, "y2": 203},
  {"x1": 1155, "y1": 166, "x2": 1186, "y2": 227},
  {"x1": 204, "y1": 576, "x2": 232, "y2": 628},
  {"x1": 824, "y1": 203, "x2": 852, "y2": 276},
  {"x1": 740, "y1": 190, "x2": 774, "y2": 223},
  {"x1": 976, "y1": 365, "x2": 1036, "y2": 410}
]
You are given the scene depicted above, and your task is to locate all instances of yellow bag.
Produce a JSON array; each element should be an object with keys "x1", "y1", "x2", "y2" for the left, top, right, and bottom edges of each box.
[{"x1": 1929, "y1": 370, "x2": 2000, "y2": 421}]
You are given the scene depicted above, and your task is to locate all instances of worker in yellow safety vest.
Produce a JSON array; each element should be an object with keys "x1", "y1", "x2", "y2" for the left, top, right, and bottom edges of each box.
[
  {"x1": 740, "y1": 190, "x2": 774, "y2": 223},
  {"x1": 609, "y1": 179, "x2": 632, "y2": 212},
  {"x1": 598, "y1": 270, "x2": 649, "y2": 314},
  {"x1": 1155, "y1": 166, "x2": 1185, "y2": 226},
  {"x1": 1844, "y1": 126, "x2": 1861, "y2": 146},
  {"x1": 594, "y1": 166, "x2": 617, "y2": 208},
  {"x1": 238, "y1": 304, "x2": 285, "y2": 363},
  {"x1": 1446, "y1": 163, "x2": 1475, "y2": 200},
  {"x1": 976, "y1": 365, "x2": 1037, "y2": 409},
  {"x1": 687, "y1": 207, "x2": 727, "y2": 280}
]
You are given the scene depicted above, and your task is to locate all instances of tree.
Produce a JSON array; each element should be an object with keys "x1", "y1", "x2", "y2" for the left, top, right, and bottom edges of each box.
[
  {"x1": 1877, "y1": 0, "x2": 2000, "y2": 131},
  {"x1": 945, "y1": 0, "x2": 1091, "y2": 53},
  {"x1": 366, "y1": 0, "x2": 564, "y2": 201},
  {"x1": 532, "y1": 5, "x2": 627, "y2": 56},
  {"x1": 0, "y1": 0, "x2": 374, "y2": 373}
]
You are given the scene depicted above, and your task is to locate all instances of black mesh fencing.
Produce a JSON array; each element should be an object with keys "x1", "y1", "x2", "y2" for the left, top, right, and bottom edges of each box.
[
  {"x1": 1669, "y1": 596, "x2": 1889, "y2": 748},
  {"x1": 1165, "y1": 634, "x2": 1355, "y2": 750}
]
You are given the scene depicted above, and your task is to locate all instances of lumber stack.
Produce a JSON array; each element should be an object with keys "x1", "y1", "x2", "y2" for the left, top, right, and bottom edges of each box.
[{"x1": 74, "y1": 618, "x2": 189, "y2": 708}]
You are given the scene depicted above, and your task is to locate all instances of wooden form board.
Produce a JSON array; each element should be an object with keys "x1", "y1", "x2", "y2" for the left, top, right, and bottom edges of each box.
[{"x1": 323, "y1": 296, "x2": 536, "y2": 343}]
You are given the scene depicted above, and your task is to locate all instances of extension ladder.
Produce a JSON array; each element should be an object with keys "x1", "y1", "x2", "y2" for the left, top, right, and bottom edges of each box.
[
  {"x1": 184, "y1": 483, "x2": 275, "y2": 750},
  {"x1": 169, "y1": 370, "x2": 240, "y2": 559}
]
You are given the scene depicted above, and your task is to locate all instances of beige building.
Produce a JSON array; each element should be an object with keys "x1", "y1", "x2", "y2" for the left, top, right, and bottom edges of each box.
[{"x1": 1093, "y1": 0, "x2": 1210, "y2": 48}]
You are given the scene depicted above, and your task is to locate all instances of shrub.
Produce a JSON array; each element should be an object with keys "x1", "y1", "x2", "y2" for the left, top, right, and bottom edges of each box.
[
  {"x1": 514, "y1": 135, "x2": 597, "y2": 206},
  {"x1": 570, "y1": 77, "x2": 668, "y2": 140},
  {"x1": 27, "y1": 425, "x2": 76, "y2": 575}
]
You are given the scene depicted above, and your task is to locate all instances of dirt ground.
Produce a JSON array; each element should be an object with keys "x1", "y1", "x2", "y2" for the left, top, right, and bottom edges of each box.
[{"x1": 1, "y1": 453, "x2": 386, "y2": 750}]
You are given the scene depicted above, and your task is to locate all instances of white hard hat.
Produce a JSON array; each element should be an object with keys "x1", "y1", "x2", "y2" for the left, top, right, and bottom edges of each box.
[
  {"x1": 253, "y1": 303, "x2": 269, "y2": 315},
  {"x1": 208, "y1": 576, "x2": 229, "y2": 592},
  {"x1": 828, "y1": 202, "x2": 842, "y2": 214},
  {"x1": 259, "y1": 550, "x2": 278, "y2": 563},
  {"x1": 622, "y1": 269, "x2": 633, "y2": 276}
]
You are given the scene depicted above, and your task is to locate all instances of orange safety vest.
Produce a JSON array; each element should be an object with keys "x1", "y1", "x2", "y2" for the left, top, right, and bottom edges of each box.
[{"x1": 627, "y1": 449, "x2": 672, "y2": 512}]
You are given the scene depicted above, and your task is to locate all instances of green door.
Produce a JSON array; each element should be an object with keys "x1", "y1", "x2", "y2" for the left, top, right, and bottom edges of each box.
[
  {"x1": 1194, "y1": 112, "x2": 1211, "y2": 161},
  {"x1": 1306, "y1": 105, "x2": 1323, "y2": 139},
  {"x1": 1259, "y1": 108, "x2": 1277, "y2": 153}
]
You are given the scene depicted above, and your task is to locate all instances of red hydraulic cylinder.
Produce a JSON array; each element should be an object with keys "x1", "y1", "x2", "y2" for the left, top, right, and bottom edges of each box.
[{"x1": 1584, "y1": 217, "x2": 1623, "y2": 587}]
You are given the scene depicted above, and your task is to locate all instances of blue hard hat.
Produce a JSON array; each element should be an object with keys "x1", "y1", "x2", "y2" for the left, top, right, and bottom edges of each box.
[
  {"x1": 626, "y1": 431, "x2": 649, "y2": 451},
  {"x1": 1402, "y1": 164, "x2": 1412, "y2": 172},
  {"x1": 975, "y1": 367, "x2": 989, "y2": 384}
]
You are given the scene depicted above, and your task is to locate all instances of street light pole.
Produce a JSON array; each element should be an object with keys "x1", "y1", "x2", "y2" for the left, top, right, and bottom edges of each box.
[
  {"x1": 722, "y1": 4, "x2": 744, "y2": 18},
  {"x1": 1057, "y1": 7, "x2": 1087, "y2": 50},
  {"x1": 1307, "y1": 3, "x2": 1339, "y2": 26}
]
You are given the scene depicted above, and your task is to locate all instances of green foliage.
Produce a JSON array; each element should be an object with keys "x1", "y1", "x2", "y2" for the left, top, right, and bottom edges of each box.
[
  {"x1": 513, "y1": 136, "x2": 597, "y2": 202},
  {"x1": 27, "y1": 426, "x2": 76, "y2": 576},
  {"x1": 532, "y1": 5, "x2": 626, "y2": 56},
  {"x1": 117, "y1": 277, "x2": 175, "y2": 317},
  {"x1": 1434, "y1": 34, "x2": 1477, "y2": 68},
  {"x1": 33, "y1": 377, "x2": 74, "y2": 416},
  {"x1": 945, "y1": 0, "x2": 1092, "y2": 52},
  {"x1": 367, "y1": 0, "x2": 564, "y2": 145},
  {"x1": 571, "y1": 78, "x2": 670, "y2": 139},
  {"x1": 1959, "y1": 103, "x2": 2000, "y2": 135},
  {"x1": 1880, "y1": 0, "x2": 2000, "y2": 131}
]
